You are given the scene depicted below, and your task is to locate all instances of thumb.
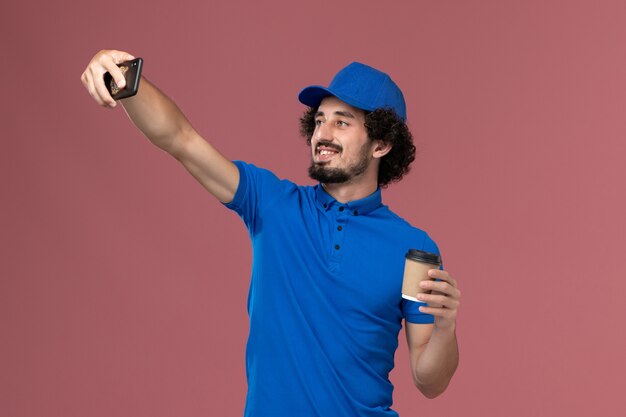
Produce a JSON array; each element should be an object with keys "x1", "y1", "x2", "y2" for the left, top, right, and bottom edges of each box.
[
  {"x1": 110, "y1": 51, "x2": 136, "y2": 89},
  {"x1": 111, "y1": 50, "x2": 136, "y2": 64}
]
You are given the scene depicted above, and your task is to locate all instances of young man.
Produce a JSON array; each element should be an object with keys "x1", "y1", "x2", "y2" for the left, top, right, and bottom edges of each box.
[{"x1": 81, "y1": 51, "x2": 461, "y2": 417}]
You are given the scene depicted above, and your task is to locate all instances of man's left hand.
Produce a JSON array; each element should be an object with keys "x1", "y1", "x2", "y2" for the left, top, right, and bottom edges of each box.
[{"x1": 416, "y1": 269, "x2": 460, "y2": 330}]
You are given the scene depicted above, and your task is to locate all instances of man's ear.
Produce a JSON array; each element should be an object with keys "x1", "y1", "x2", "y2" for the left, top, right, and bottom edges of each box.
[{"x1": 372, "y1": 141, "x2": 393, "y2": 159}]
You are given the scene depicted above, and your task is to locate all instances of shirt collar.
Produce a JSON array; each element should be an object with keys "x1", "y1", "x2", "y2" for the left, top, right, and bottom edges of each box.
[{"x1": 314, "y1": 184, "x2": 383, "y2": 215}]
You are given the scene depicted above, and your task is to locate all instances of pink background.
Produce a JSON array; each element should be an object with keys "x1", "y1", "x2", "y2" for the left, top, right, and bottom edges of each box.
[{"x1": 2, "y1": 0, "x2": 625, "y2": 416}]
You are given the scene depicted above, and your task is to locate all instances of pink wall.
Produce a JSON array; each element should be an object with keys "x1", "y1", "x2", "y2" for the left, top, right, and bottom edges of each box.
[{"x1": 2, "y1": 0, "x2": 625, "y2": 416}]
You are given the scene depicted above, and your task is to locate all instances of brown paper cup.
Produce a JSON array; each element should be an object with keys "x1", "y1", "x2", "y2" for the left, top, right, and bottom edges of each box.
[{"x1": 402, "y1": 249, "x2": 442, "y2": 306}]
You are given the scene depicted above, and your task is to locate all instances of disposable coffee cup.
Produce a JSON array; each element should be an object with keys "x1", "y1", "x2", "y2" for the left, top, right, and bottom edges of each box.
[{"x1": 402, "y1": 249, "x2": 442, "y2": 304}]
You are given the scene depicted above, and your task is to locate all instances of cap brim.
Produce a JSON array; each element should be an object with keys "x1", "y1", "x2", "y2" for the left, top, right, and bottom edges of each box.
[
  {"x1": 299, "y1": 85, "x2": 377, "y2": 113},
  {"x1": 298, "y1": 86, "x2": 333, "y2": 108}
]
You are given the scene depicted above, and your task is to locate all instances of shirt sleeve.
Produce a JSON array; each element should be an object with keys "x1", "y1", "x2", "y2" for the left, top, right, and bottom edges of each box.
[
  {"x1": 222, "y1": 160, "x2": 289, "y2": 236},
  {"x1": 402, "y1": 232, "x2": 442, "y2": 324}
]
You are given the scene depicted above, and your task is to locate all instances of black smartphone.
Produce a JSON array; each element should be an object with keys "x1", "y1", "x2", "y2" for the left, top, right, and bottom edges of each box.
[{"x1": 104, "y1": 57, "x2": 143, "y2": 100}]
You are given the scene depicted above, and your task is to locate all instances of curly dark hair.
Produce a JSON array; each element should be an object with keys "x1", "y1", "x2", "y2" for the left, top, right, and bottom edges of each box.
[{"x1": 299, "y1": 107, "x2": 416, "y2": 187}]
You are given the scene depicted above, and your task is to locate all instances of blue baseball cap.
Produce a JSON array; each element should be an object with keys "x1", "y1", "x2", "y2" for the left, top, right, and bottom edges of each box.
[{"x1": 298, "y1": 62, "x2": 407, "y2": 121}]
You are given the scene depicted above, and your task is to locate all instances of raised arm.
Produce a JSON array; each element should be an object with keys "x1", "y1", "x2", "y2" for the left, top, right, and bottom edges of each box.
[{"x1": 80, "y1": 49, "x2": 239, "y2": 203}]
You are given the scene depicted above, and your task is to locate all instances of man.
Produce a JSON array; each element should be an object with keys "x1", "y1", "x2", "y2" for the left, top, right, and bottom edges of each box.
[{"x1": 81, "y1": 50, "x2": 461, "y2": 417}]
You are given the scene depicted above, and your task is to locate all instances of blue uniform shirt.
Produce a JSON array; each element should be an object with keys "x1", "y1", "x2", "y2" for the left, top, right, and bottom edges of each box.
[{"x1": 224, "y1": 161, "x2": 440, "y2": 417}]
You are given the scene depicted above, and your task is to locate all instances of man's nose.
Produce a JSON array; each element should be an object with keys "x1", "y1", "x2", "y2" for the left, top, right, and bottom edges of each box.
[{"x1": 314, "y1": 121, "x2": 333, "y2": 141}]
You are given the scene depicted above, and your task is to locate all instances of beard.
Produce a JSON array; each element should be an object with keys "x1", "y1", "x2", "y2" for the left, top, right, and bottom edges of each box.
[{"x1": 308, "y1": 143, "x2": 371, "y2": 184}]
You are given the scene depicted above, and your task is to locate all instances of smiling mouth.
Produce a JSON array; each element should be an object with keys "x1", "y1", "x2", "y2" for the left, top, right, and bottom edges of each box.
[{"x1": 315, "y1": 143, "x2": 342, "y2": 162}]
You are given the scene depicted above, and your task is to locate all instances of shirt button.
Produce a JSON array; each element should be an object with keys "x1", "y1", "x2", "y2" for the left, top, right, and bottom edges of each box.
[
  {"x1": 337, "y1": 225, "x2": 343, "y2": 231},
  {"x1": 334, "y1": 244, "x2": 340, "y2": 250},
  {"x1": 323, "y1": 203, "x2": 327, "y2": 208},
  {"x1": 338, "y1": 206, "x2": 345, "y2": 212},
  {"x1": 353, "y1": 210, "x2": 359, "y2": 216}
]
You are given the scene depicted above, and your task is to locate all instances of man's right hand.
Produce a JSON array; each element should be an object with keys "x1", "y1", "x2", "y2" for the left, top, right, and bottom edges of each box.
[
  {"x1": 80, "y1": 50, "x2": 136, "y2": 108},
  {"x1": 79, "y1": 49, "x2": 239, "y2": 203}
]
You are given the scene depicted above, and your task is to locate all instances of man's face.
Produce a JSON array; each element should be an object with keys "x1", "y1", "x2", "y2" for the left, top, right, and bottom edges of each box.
[{"x1": 308, "y1": 96, "x2": 375, "y2": 184}]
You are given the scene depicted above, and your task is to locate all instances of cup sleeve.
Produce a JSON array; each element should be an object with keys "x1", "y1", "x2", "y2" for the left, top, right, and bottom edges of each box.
[{"x1": 402, "y1": 298, "x2": 435, "y2": 324}]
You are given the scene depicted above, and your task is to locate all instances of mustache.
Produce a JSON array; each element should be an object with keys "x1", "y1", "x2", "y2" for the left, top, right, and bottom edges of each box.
[{"x1": 315, "y1": 140, "x2": 343, "y2": 152}]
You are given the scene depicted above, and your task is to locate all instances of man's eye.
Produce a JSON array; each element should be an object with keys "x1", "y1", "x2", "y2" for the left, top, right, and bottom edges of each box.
[
  {"x1": 337, "y1": 120, "x2": 349, "y2": 127},
  {"x1": 315, "y1": 120, "x2": 323, "y2": 126}
]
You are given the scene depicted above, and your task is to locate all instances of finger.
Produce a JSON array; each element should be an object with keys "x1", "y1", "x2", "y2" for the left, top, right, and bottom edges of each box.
[
  {"x1": 81, "y1": 70, "x2": 96, "y2": 103},
  {"x1": 88, "y1": 55, "x2": 115, "y2": 103},
  {"x1": 82, "y1": 70, "x2": 107, "y2": 107},
  {"x1": 89, "y1": 63, "x2": 117, "y2": 107},
  {"x1": 416, "y1": 293, "x2": 459, "y2": 310},
  {"x1": 80, "y1": 70, "x2": 88, "y2": 88},
  {"x1": 109, "y1": 50, "x2": 136, "y2": 64},
  {"x1": 419, "y1": 280, "x2": 460, "y2": 298},
  {"x1": 108, "y1": 51, "x2": 135, "y2": 89},
  {"x1": 418, "y1": 305, "x2": 458, "y2": 319},
  {"x1": 98, "y1": 54, "x2": 129, "y2": 91},
  {"x1": 428, "y1": 269, "x2": 457, "y2": 287}
]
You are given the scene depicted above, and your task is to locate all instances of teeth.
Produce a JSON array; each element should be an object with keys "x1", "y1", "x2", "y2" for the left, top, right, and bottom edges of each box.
[{"x1": 320, "y1": 150, "x2": 334, "y2": 155}]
